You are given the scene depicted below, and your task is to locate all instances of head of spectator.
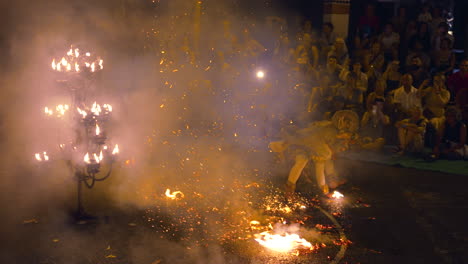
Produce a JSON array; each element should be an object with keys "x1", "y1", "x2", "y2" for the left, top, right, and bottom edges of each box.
[
  {"x1": 401, "y1": 73, "x2": 414, "y2": 91},
  {"x1": 440, "y1": 37, "x2": 451, "y2": 50},
  {"x1": 437, "y1": 22, "x2": 449, "y2": 36},
  {"x1": 387, "y1": 60, "x2": 400, "y2": 73},
  {"x1": 327, "y1": 55, "x2": 339, "y2": 69},
  {"x1": 445, "y1": 107, "x2": 459, "y2": 127},
  {"x1": 383, "y1": 23, "x2": 395, "y2": 36},
  {"x1": 323, "y1": 22, "x2": 334, "y2": 36},
  {"x1": 459, "y1": 59, "x2": 468, "y2": 74},
  {"x1": 333, "y1": 38, "x2": 346, "y2": 52},
  {"x1": 433, "y1": 73, "x2": 447, "y2": 90},
  {"x1": 409, "y1": 106, "x2": 424, "y2": 122},
  {"x1": 352, "y1": 61, "x2": 362, "y2": 74},
  {"x1": 370, "y1": 41, "x2": 382, "y2": 55},
  {"x1": 409, "y1": 55, "x2": 423, "y2": 69}
]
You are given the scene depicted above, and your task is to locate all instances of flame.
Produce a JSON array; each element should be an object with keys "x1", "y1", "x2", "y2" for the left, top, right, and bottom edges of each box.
[
  {"x1": 95, "y1": 124, "x2": 101, "y2": 135},
  {"x1": 75, "y1": 62, "x2": 80, "y2": 72},
  {"x1": 112, "y1": 144, "x2": 119, "y2": 155},
  {"x1": 85, "y1": 62, "x2": 90, "y2": 68},
  {"x1": 44, "y1": 107, "x2": 53, "y2": 116},
  {"x1": 61, "y1": 57, "x2": 67, "y2": 66},
  {"x1": 93, "y1": 153, "x2": 101, "y2": 163},
  {"x1": 51, "y1": 59, "x2": 56, "y2": 70},
  {"x1": 91, "y1": 102, "x2": 102, "y2": 115},
  {"x1": 55, "y1": 104, "x2": 69, "y2": 117},
  {"x1": 254, "y1": 231, "x2": 313, "y2": 255},
  {"x1": 91, "y1": 62, "x2": 95, "y2": 72},
  {"x1": 256, "y1": 70, "x2": 265, "y2": 79},
  {"x1": 67, "y1": 48, "x2": 73, "y2": 56},
  {"x1": 74, "y1": 48, "x2": 80, "y2": 58},
  {"x1": 165, "y1": 189, "x2": 184, "y2": 200},
  {"x1": 35, "y1": 153, "x2": 42, "y2": 161},
  {"x1": 84, "y1": 153, "x2": 90, "y2": 164},
  {"x1": 66, "y1": 63, "x2": 71, "y2": 71},
  {"x1": 43, "y1": 152, "x2": 49, "y2": 161},
  {"x1": 98, "y1": 150, "x2": 103, "y2": 161},
  {"x1": 103, "y1": 104, "x2": 112, "y2": 112},
  {"x1": 57, "y1": 63, "x2": 62, "y2": 71},
  {"x1": 85, "y1": 52, "x2": 91, "y2": 57},
  {"x1": 99, "y1": 59, "x2": 103, "y2": 70},
  {"x1": 331, "y1": 191, "x2": 344, "y2": 199},
  {"x1": 77, "y1": 107, "x2": 87, "y2": 118}
]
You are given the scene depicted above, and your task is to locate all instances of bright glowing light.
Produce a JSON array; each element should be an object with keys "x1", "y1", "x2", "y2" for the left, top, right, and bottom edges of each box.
[
  {"x1": 93, "y1": 153, "x2": 101, "y2": 163},
  {"x1": 112, "y1": 144, "x2": 119, "y2": 155},
  {"x1": 43, "y1": 152, "x2": 49, "y2": 161},
  {"x1": 95, "y1": 124, "x2": 101, "y2": 136},
  {"x1": 74, "y1": 48, "x2": 80, "y2": 58},
  {"x1": 254, "y1": 231, "x2": 313, "y2": 254},
  {"x1": 103, "y1": 104, "x2": 112, "y2": 112},
  {"x1": 35, "y1": 153, "x2": 42, "y2": 161},
  {"x1": 44, "y1": 107, "x2": 53, "y2": 116},
  {"x1": 51, "y1": 59, "x2": 56, "y2": 70},
  {"x1": 165, "y1": 189, "x2": 184, "y2": 200},
  {"x1": 84, "y1": 153, "x2": 91, "y2": 164},
  {"x1": 256, "y1": 70, "x2": 265, "y2": 79},
  {"x1": 77, "y1": 107, "x2": 87, "y2": 118},
  {"x1": 331, "y1": 191, "x2": 344, "y2": 199}
]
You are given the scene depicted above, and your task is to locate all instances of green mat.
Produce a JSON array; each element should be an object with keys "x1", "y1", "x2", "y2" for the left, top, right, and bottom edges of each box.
[{"x1": 339, "y1": 149, "x2": 468, "y2": 176}]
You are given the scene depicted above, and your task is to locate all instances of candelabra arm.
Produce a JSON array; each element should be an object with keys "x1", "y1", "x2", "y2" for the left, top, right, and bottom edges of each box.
[{"x1": 94, "y1": 162, "x2": 113, "y2": 182}]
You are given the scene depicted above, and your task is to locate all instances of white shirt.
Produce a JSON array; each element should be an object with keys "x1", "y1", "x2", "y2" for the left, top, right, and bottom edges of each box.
[{"x1": 393, "y1": 86, "x2": 421, "y2": 112}]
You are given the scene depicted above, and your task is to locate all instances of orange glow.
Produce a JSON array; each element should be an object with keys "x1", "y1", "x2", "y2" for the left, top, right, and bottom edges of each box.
[
  {"x1": 331, "y1": 191, "x2": 344, "y2": 199},
  {"x1": 165, "y1": 189, "x2": 184, "y2": 200},
  {"x1": 254, "y1": 231, "x2": 313, "y2": 255}
]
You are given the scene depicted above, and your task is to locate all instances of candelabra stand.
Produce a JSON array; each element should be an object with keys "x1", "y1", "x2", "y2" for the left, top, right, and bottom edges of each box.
[{"x1": 38, "y1": 45, "x2": 119, "y2": 223}]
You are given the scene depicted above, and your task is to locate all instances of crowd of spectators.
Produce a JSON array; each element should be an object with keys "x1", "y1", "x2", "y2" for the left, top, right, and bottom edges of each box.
[{"x1": 298, "y1": 4, "x2": 468, "y2": 159}]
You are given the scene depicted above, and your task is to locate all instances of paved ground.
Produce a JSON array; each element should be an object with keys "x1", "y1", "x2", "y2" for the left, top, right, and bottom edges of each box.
[{"x1": 1, "y1": 159, "x2": 468, "y2": 264}]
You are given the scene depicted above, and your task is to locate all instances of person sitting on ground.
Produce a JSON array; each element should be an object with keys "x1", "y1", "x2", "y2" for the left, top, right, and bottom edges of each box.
[
  {"x1": 419, "y1": 74, "x2": 450, "y2": 132},
  {"x1": 320, "y1": 55, "x2": 343, "y2": 87},
  {"x1": 378, "y1": 23, "x2": 400, "y2": 62},
  {"x1": 393, "y1": 74, "x2": 422, "y2": 119},
  {"x1": 432, "y1": 107, "x2": 467, "y2": 160},
  {"x1": 327, "y1": 38, "x2": 349, "y2": 66},
  {"x1": 406, "y1": 55, "x2": 430, "y2": 89},
  {"x1": 360, "y1": 98, "x2": 390, "y2": 151},
  {"x1": 269, "y1": 110, "x2": 359, "y2": 195},
  {"x1": 382, "y1": 60, "x2": 402, "y2": 95},
  {"x1": 448, "y1": 58, "x2": 468, "y2": 101},
  {"x1": 432, "y1": 38, "x2": 455, "y2": 75},
  {"x1": 395, "y1": 106, "x2": 427, "y2": 155},
  {"x1": 336, "y1": 72, "x2": 365, "y2": 115},
  {"x1": 366, "y1": 78, "x2": 386, "y2": 111}
]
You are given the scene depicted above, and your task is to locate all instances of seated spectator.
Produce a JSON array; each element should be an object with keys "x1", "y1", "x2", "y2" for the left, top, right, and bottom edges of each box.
[
  {"x1": 393, "y1": 74, "x2": 422, "y2": 118},
  {"x1": 406, "y1": 55, "x2": 430, "y2": 89},
  {"x1": 433, "y1": 107, "x2": 467, "y2": 159},
  {"x1": 378, "y1": 23, "x2": 400, "y2": 62},
  {"x1": 432, "y1": 38, "x2": 455, "y2": 75},
  {"x1": 340, "y1": 61, "x2": 368, "y2": 95},
  {"x1": 366, "y1": 78, "x2": 386, "y2": 111},
  {"x1": 360, "y1": 98, "x2": 390, "y2": 151},
  {"x1": 318, "y1": 22, "x2": 337, "y2": 62},
  {"x1": 364, "y1": 41, "x2": 385, "y2": 73},
  {"x1": 321, "y1": 95, "x2": 346, "y2": 120},
  {"x1": 321, "y1": 55, "x2": 343, "y2": 87},
  {"x1": 391, "y1": 6, "x2": 408, "y2": 35},
  {"x1": 382, "y1": 60, "x2": 402, "y2": 95},
  {"x1": 448, "y1": 58, "x2": 468, "y2": 101},
  {"x1": 430, "y1": 7, "x2": 445, "y2": 38},
  {"x1": 328, "y1": 37, "x2": 349, "y2": 65},
  {"x1": 395, "y1": 106, "x2": 427, "y2": 155},
  {"x1": 432, "y1": 22, "x2": 454, "y2": 52},
  {"x1": 358, "y1": 4, "x2": 380, "y2": 38},
  {"x1": 405, "y1": 40, "x2": 431, "y2": 70},
  {"x1": 419, "y1": 74, "x2": 450, "y2": 132},
  {"x1": 308, "y1": 75, "x2": 334, "y2": 113},
  {"x1": 409, "y1": 22, "x2": 431, "y2": 53},
  {"x1": 417, "y1": 4, "x2": 432, "y2": 23},
  {"x1": 336, "y1": 73, "x2": 365, "y2": 115}
]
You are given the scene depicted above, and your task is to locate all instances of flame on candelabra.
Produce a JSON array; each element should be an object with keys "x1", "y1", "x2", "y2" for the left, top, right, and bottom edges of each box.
[
  {"x1": 51, "y1": 46, "x2": 103, "y2": 73},
  {"x1": 84, "y1": 153, "x2": 91, "y2": 164},
  {"x1": 44, "y1": 107, "x2": 53, "y2": 116},
  {"x1": 91, "y1": 102, "x2": 102, "y2": 116},
  {"x1": 77, "y1": 107, "x2": 87, "y2": 118},
  {"x1": 95, "y1": 124, "x2": 101, "y2": 136},
  {"x1": 35, "y1": 152, "x2": 49, "y2": 162},
  {"x1": 165, "y1": 189, "x2": 184, "y2": 200},
  {"x1": 103, "y1": 104, "x2": 112, "y2": 112},
  {"x1": 112, "y1": 144, "x2": 119, "y2": 155}
]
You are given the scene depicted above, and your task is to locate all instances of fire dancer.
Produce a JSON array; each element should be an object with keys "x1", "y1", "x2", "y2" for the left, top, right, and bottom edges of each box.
[{"x1": 270, "y1": 110, "x2": 359, "y2": 194}]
